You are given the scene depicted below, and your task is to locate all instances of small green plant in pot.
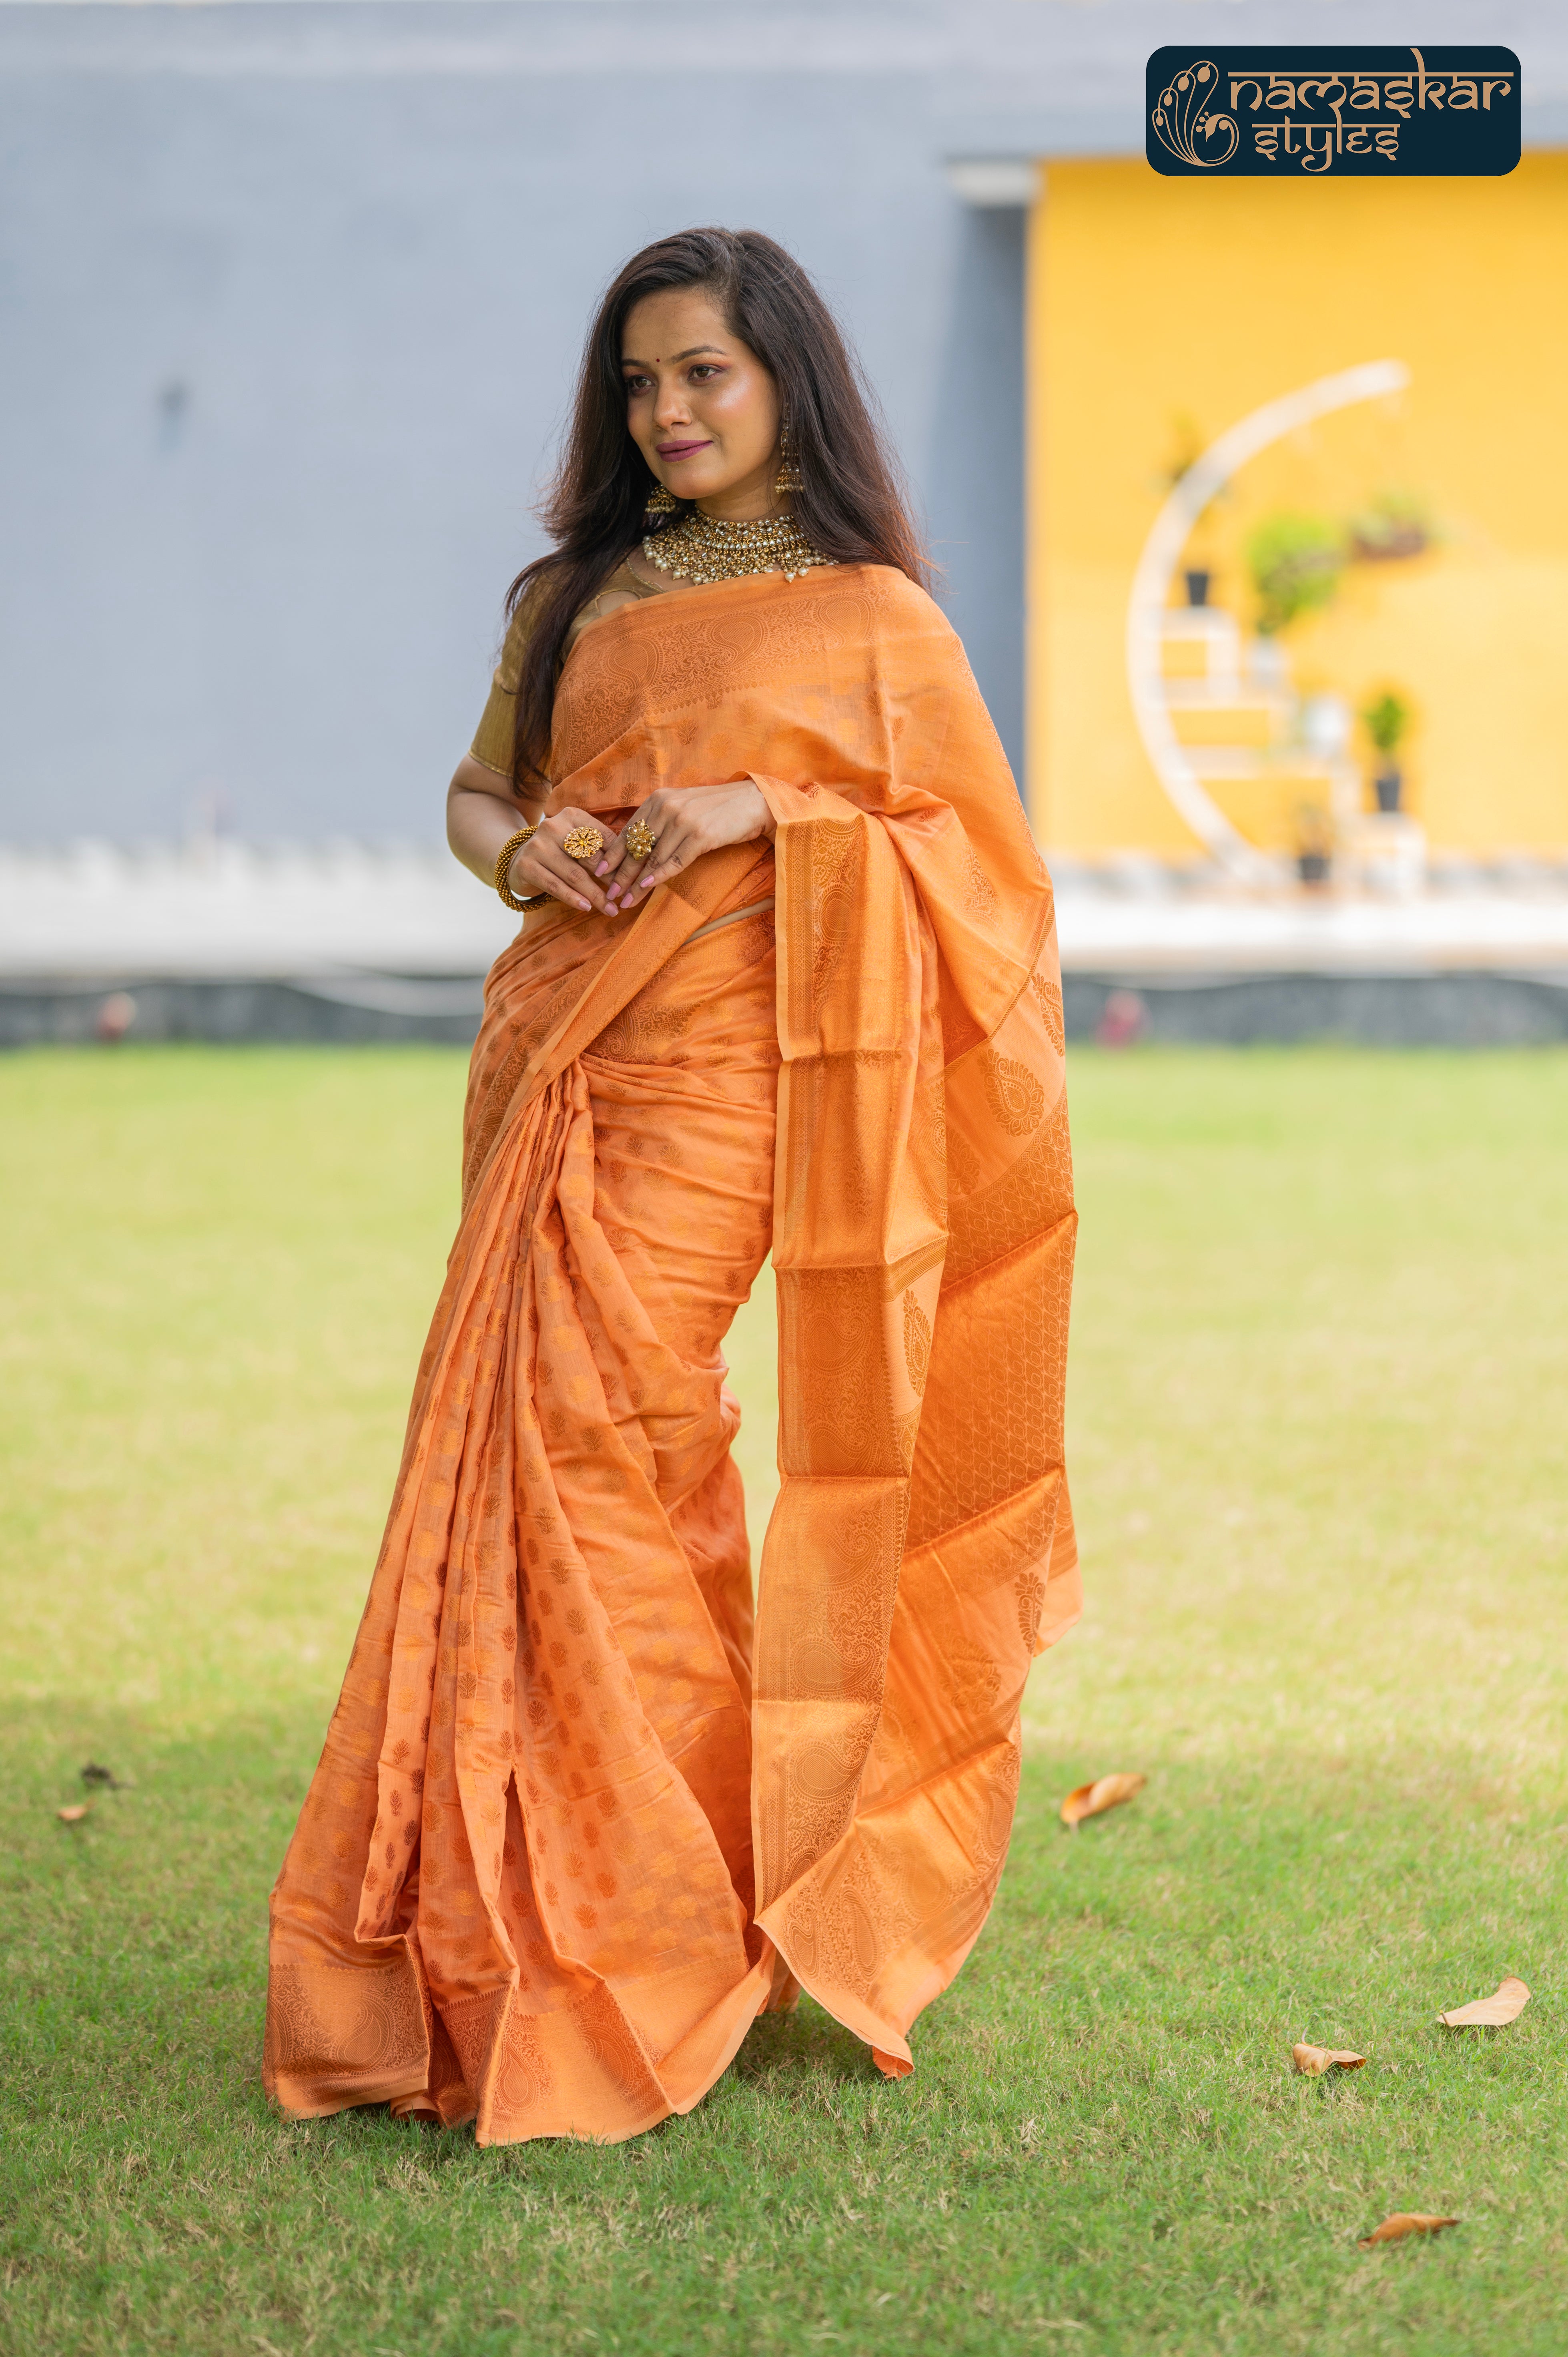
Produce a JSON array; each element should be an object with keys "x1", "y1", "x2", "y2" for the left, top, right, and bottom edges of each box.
[
  {"x1": 1360, "y1": 687, "x2": 1412, "y2": 813},
  {"x1": 1159, "y1": 412, "x2": 1223, "y2": 608},
  {"x1": 1293, "y1": 800, "x2": 1333, "y2": 889},
  {"x1": 1246, "y1": 512, "x2": 1346, "y2": 639},
  {"x1": 1349, "y1": 488, "x2": 1434, "y2": 564}
]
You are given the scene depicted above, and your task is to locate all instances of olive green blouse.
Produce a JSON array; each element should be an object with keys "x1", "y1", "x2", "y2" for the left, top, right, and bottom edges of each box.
[
  {"x1": 469, "y1": 563, "x2": 669, "y2": 779},
  {"x1": 469, "y1": 608, "x2": 529, "y2": 778}
]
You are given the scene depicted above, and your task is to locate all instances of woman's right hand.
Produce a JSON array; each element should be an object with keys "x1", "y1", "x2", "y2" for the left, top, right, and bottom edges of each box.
[{"x1": 508, "y1": 807, "x2": 623, "y2": 916}]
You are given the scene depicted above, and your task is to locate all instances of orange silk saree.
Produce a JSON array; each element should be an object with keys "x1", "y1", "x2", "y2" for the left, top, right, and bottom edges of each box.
[{"x1": 264, "y1": 564, "x2": 1078, "y2": 2142}]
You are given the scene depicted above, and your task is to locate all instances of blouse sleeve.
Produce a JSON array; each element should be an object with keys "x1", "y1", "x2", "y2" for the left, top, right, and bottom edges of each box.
[{"x1": 469, "y1": 603, "x2": 530, "y2": 776}]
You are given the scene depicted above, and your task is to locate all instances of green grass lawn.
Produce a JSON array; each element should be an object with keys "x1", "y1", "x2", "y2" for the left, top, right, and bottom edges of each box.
[{"x1": 2, "y1": 1043, "x2": 1565, "y2": 2356}]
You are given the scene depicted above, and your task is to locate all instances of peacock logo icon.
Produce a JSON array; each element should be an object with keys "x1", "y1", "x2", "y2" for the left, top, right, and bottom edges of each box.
[{"x1": 1151, "y1": 59, "x2": 1238, "y2": 169}]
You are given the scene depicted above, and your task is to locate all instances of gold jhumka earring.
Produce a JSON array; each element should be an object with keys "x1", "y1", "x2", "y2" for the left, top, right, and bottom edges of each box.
[
  {"x1": 645, "y1": 480, "x2": 678, "y2": 516},
  {"x1": 774, "y1": 420, "x2": 803, "y2": 496}
]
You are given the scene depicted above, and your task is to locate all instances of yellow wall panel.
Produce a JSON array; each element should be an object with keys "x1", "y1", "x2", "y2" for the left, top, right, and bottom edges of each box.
[{"x1": 1026, "y1": 155, "x2": 1568, "y2": 853}]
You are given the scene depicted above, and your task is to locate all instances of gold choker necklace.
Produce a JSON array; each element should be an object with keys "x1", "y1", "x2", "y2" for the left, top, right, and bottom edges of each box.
[{"x1": 642, "y1": 506, "x2": 833, "y2": 587}]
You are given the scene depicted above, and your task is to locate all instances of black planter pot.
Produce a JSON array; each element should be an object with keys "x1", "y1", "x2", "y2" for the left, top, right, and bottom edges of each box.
[
  {"x1": 1184, "y1": 568, "x2": 1211, "y2": 608},
  {"x1": 1374, "y1": 767, "x2": 1403, "y2": 814},
  {"x1": 1297, "y1": 849, "x2": 1331, "y2": 887}
]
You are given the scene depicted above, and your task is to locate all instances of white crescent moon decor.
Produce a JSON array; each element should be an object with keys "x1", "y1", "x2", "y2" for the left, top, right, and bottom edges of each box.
[{"x1": 1124, "y1": 359, "x2": 1412, "y2": 878}]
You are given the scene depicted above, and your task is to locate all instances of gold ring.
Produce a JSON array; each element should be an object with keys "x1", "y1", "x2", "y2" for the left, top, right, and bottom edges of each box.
[
  {"x1": 562, "y1": 825, "x2": 604, "y2": 863},
  {"x1": 624, "y1": 818, "x2": 657, "y2": 861}
]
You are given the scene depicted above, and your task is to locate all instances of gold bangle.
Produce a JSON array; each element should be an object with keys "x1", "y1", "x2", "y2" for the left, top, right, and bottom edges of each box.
[{"x1": 495, "y1": 825, "x2": 539, "y2": 911}]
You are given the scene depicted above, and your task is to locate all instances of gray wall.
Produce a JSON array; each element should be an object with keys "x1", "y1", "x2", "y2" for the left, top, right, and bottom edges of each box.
[{"x1": 2, "y1": 0, "x2": 1562, "y2": 843}]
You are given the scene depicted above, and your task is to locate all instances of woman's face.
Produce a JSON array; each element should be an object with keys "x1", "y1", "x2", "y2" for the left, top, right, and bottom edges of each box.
[{"x1": 622, "y1": 289, "x2": 782, "y2": 518}]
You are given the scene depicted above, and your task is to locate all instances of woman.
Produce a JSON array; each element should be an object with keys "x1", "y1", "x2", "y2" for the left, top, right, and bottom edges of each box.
[{"x1": 265, "y1": 227, "x2": 1078, "y2": 2146}]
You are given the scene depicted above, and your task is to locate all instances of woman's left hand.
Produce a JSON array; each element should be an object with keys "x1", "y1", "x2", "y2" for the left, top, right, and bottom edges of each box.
[{"x1": 597, "y1": 782, "x2": 775, "y2": 913}]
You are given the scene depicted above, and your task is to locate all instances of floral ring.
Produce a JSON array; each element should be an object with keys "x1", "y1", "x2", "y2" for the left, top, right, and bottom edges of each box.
[
  {"x1": 624, "y1": 818, "x2": 658, "y2": 862},
  {"x1": 562, "y1": 825, "x2": 605, "y2": 863}
]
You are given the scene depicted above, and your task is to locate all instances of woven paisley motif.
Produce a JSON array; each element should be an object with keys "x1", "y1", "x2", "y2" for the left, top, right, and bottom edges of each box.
[
  {"x1": 267, "y1": 1960, "x2": 425, "y2": 2086},
  {"x1": 810, "y1": 820, "x2": 863, "y2": 1012},
  {"x1": 573, "y1": 1990, "x2": 655, "y2": 2101},
  {"x1": 893, "y1": 1405, "x2": 923, "y2": 1472},
  {"x1": 963, "y1": 845, "x2": 1001, "y2": 923},
  {"x1": 593, "y1": 994, "x2": 693, "y2": 1064},
  {"x1": 902, "y1": 1289, "x2": 932, "y2": 1395},
  {"x1": 443, "y1": 1988, "x2": 506, "y2": 2107},
  {"x1": 264, "y1": 1964, "x2": 328, "y2": 2078},
  {"x1": 946, "y1": 1123, "x2": 984, "y2": 1199},
  {"x1": 492, "y1": 2011, "x2": 554, "y2": 2122},
  {"x1": 980, "y1": 1048, "x2": 1047, "y2": 1139},
  {"x1": 1029, "y1": 965, "x2": 1067, "y2": 1056}
]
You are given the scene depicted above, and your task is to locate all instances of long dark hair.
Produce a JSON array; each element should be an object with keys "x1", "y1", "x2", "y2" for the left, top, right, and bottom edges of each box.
[{"x1": 505, "y1": 227, "x2": 928, "y2": 790}]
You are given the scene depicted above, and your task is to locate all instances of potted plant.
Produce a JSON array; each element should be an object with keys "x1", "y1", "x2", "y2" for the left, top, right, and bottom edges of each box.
[
  {"x1": 1349, "y1": 489, "x2": 1433, "y2": 564},
  {"x1": 1159, "y1": 412, "x2": 1222, "y2": 612},
  {"x1": 1246, "y1": 512, "x2": 1346, "y2": 640},
  {"x1": 1294, "y1": 801, "x2": 1333, "y2": 889},
  {"x1": 1360, "y1": 688, "x2": 1412, "y2": 813}
]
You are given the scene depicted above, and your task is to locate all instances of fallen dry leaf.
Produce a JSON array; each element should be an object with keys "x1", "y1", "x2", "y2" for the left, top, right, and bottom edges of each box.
[
  {"x1": 1358, "y1": 2212, "x2": 1460, "y2": 2248},
  {"x1": 1060, "y1": 1772, "x2": 1146, "y2": 1830},
  {"x1": 1438, "y1": 1975, "x2": 1530, "y2": 2028},
  {"x1": 56, "y1": 1803, "x2": 90, "y2": 1824},
  {"x1": 1293, "y1": 2043, "x2": 1367, "y2": 2075}
]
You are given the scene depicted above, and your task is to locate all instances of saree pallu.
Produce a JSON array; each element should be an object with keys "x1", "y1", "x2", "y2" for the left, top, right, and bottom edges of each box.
[{"x1": 265, "y1": 564, "x2": 1079, "y2": 2142}]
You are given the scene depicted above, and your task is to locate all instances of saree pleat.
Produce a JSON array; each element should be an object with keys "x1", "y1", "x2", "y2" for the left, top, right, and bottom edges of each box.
[{"x1": 265, "y1": 565, "x2": 1077, "y2": 2140}]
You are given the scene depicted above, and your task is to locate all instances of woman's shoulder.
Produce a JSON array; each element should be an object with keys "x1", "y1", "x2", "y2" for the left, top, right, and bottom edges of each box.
[
  {"x1": 562, "y1": 556, "x2": 668, "y2": 656},
  {"x1": 494, "y1": 557, "x2": 664, "y2": 681},
  {"x1": 832, "y1": 561, "x2": 946, "y2": 620},
  {"x1": 833, "y1": 563, "x2": 962, "y2": 650}
]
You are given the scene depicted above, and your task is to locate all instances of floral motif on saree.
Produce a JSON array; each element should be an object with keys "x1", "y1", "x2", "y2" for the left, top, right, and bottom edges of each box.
[{"x1": 264, "y1": 565, "x2": 1078, "y2": 2141}]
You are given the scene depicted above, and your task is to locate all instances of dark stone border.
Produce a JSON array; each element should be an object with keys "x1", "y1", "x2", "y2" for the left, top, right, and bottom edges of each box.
[
  {"x1": 1063, "y1": 970, "x2": 1568, "y2": 1047},
  {"x1": 6, "y1": 969, "x2": 1568, "y2": 1050},
  {"x1": 0, "y1": 976, "x2": 485, "y2": 1048}
]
